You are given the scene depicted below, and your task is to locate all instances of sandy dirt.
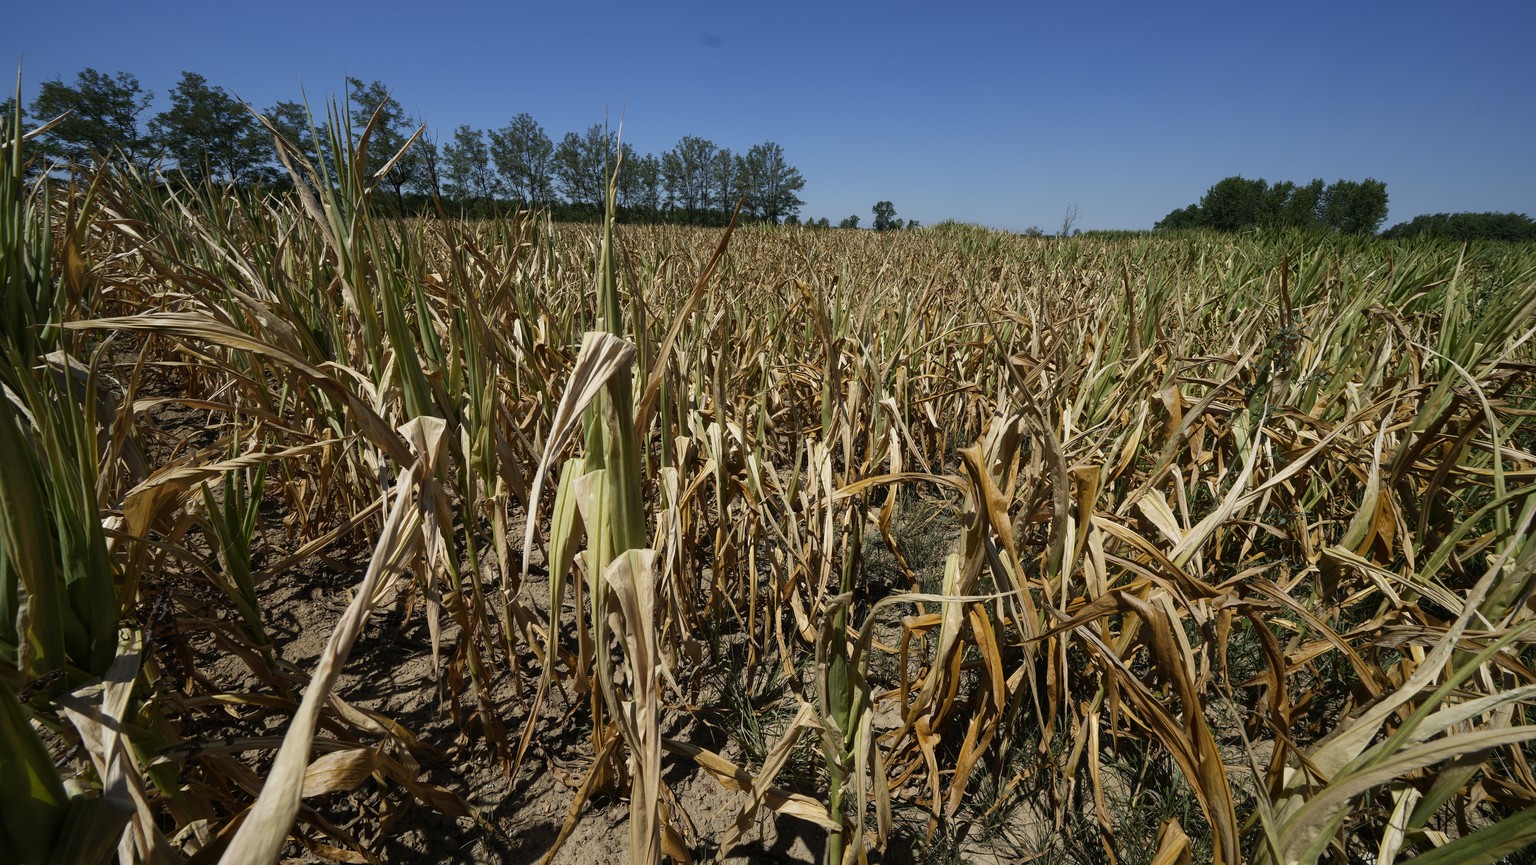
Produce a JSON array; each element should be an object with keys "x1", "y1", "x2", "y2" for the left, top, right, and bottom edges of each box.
[{"x1": 242, "y1": 569, "x2": 847, "y2": 864}]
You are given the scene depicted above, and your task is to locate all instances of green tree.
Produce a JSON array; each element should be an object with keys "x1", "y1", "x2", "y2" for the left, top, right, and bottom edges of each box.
[
  {"x1": 28, "y1": 68, "x2": 154, "y2": 167},
  {"x1": 553, "y1": 124, "x2": 612, "y2": 210},
  {"x1": 1154, "y1": 204, "x2": 1206, "y2": 230},
  {"x1": 263, "y1": 99, "x2": 327, "y2": 173},
  {"x1": 1260, "y1": 180, "x2": 1295, "y2": 226},
  {"x1": 1279, "y1": 179, "x2": 1326, "y2": 229},
  {"x1": 418, "y1": 130, "x2": 445, "y2": 199},
  {"x1": 738, "y1": 141, "x2": 805, "y2": 223},
  {"x1": 839, "y1": 214, "x2": 860, "y2": 229},
  {"x1": 630, "y1": 152, "x2": 663, "y2": 218},
  {"x1": 346, "y1": 77, "x2": 426, "y2": 202},
  {"x1": 442, "y1": 124, "x2": 498, "y2": 209},
  {"x1": 1157, "y1": 177, "x2": 1331, "y2": 232},
  {"x1": 1199, "y1": 176, "x2": 1268, "y2": 231},
  {"x1": 149, "y1": 72, "x2": 269, "y2": 184},
  {"x1": 872, "y1": 200, "x2": 899, "y2": 231},
  {"x1": 710, "y1": 147, "x2": 746, "y2": 215},
  {"x1": 1382, "y1": 211, "x2": 1536, "y2": 241},
  {"x1": 1319, "y1": 178, "x2": 1389, "y2": 235},
  {"x1": 614, "y1": 141, "x2": 642, "y2": 208},
  {"x1": 660, "y1": 135, "x2": 717, "y2": 221},
  {"x1": 488, "y1": 113, "x2": 554, "y2": 205}
]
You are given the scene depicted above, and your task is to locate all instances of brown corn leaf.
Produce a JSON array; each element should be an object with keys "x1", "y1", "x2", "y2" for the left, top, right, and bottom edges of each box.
[
  {"x1": 217, "y1": 457, "x2": 423, "y2": 865},
  {"x1": 122, "y1": 439, "x2": 342, "y2": 540},
  {"x1": 301, "y1": 748, "x2": 381, "y2": 798},
  {"x1": 55, "y1": 633, "x2": 179, "y2": 865},
  {"x1": 1150, "y1": 817, "x2": 1193, "y2": 865},
  {"x1": 65, "y1": 314, "x2": 412, "y2": 463},
  {"x1": 714, "y1": 701, "x2": 822, "y2": 862},
  {"x1": 663, "y1": 738, "x2": 840, "y2": 830},
  {"x1": 604, "y1": 549, "x2": 663, "y2": 865},
  {"x1": 520, "y1": 331, "x2": 637, "y2": 585},
  {"x1": 1280, "y1": 726, "x2": 1536, "y2": 865}
]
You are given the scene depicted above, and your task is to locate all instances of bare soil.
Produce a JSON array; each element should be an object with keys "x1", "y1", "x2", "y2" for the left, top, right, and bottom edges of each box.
[{"x1": 243, "y1": 565, "x2": 845, "y2": 864}]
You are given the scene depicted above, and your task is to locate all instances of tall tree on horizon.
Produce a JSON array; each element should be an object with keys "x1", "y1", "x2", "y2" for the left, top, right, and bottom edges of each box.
[
  {"x1": 1200, "y1": 176, "x2": 1269, "y2": 232},
  {"x1": 630, "y1": 152, "x2": 663, "y2": 219},
  {"x1": 612, "y1": 141, "x2": 645, "y2": 208},
  {"x1": 553, "y1": 123, "x2": 613, "y2": 210},
  {"x1": 488, "y1": 112, "x2": 555, "y2": 205},
  {"x1": 443, "y1": 124, "x2": 499, "y2": 209},
  {"x1": 149, "y1": 72, "x2": 269, "y2": 184},
  {"x1": 1320, "y1": 178, "x2": 1389, "y2": 235},
  {"x1": 346, "y1": 77, "x2": 427, "y2": 202},
  {"x1": 1278, "y1": 179, "x2": 1326, "y2": 229},
  {"x1": 1156, "y1": 175, "x2": 1383, "y2": 234},
  {"x1": 416, "y1": 129, "x2": 443, "y2": 200},
  {"x1": 709, "y1": 147, "x2": 745, "y2": 215},
  {"x1": 661, "y1": 135, "x2": 718, "y2": 222},
  {"x1": 262, "y1": 99, "x2": 333, "y2": 178},
  {"x1": 28, "y1": 68, "x2": 155, "y2": 167},
  {"x1": 738, "y1": 141, "x2": 805, "y2": 223}
]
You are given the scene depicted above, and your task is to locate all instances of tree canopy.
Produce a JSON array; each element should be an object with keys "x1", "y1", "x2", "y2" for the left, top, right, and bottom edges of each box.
[
  {"x1": 1319, "y1": 179, "x2": 1390, "y2": 236},
  {"x1": 660, "y1": 135, "x2": 718, "y2": 221},
  {"x1": 29, "y1": 68, "x2": 155, "y2": 166},
  {"x1": 1382, "y1": 212, "x2": 1536, "y2": 242},
  {"x1": 488, "y1": 113, "x2": 554, "y2": 205},
  {"x1": 262, "y1": 99, "x2": 332, "y2": 176},
  {"x1": 149, "y1": 72, "x2": 268, "y2": 184},
  {"x1": 738, "y1": 142, "x2": 805, "y2": 223},
  {"x1": 553, "y1": 124, "x2": 613, "y2": 211},
  {"x1": 346, "y1": 77, "x2": 427, "y2": 202},
  {"x1": 628, "y1": 153, "x2": 663, "y2": 217},
  {"x1": 1156, "y1": 176, "x2": 1388, "y2": 235},
  {"x1": 13, "y1": 66, "x2": 819, "y2": 225},
  {"x1": 442, "y1": 124, "x2": 498, "y2": 206}
]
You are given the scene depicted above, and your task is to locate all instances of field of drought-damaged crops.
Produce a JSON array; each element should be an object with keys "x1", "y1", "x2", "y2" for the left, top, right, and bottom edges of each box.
[{"x1": 5, "y1": 119, "x2": 1536, "y2": 865}]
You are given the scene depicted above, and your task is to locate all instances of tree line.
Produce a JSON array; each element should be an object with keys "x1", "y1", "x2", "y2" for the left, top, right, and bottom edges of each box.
[
  {"x1": 5, "y1": 68, "x2": 808, "y2": 224},
  {"x1": 830, "y1": 200, "x2": 919, "y2": 231},
  {"x1": 1381, "y1": 211, "x2": 1536, "y2": 242},
  {"x1": 1156, "y1": 176, "x2": 1390, "y2": 234}
]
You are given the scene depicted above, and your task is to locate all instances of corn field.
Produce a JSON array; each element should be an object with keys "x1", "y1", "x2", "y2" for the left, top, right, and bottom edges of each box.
[{"x1": 4, "y1": 105, "x2": 1536, "y2": 865}]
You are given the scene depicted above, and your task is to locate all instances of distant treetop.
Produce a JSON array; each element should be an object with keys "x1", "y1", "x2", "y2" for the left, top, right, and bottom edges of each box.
[
  {"x1": 17, "y1": 66, "x2": 810, "y2": 226},
  {"x1": 1382, "y1": 212, "x2": 1536, "y2": 242},
  {"x1": 1156, "y1": 176, "x2": 1388, "y2": 235}
]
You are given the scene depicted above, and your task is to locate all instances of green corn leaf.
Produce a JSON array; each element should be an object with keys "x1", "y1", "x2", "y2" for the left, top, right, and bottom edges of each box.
[{"x1": 0, "y1": 679, "x2": 68, "y2": 865}]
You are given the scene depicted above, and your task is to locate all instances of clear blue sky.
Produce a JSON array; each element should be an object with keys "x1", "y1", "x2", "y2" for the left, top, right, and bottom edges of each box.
[{"x1": 6, "y1": 0, "x2": 1533, "y2": 231}]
